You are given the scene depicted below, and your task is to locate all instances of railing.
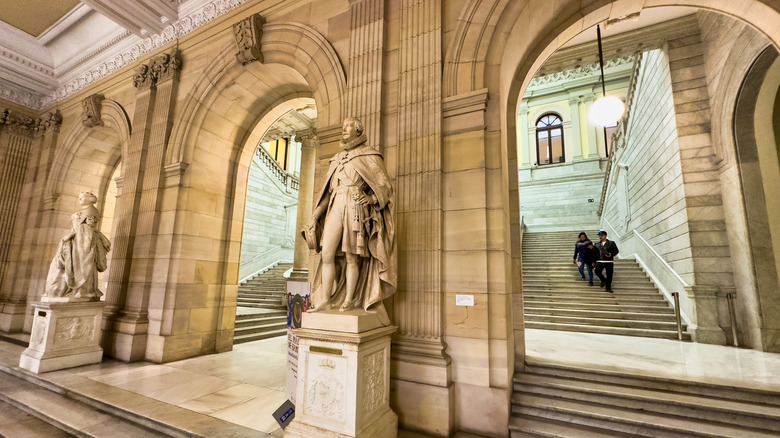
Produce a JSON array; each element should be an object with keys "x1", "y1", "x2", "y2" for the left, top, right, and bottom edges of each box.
[
  {"x1": 727, "y1": 293, "x2": 739, "y2": 347},
  {"x1": 255, "y1": 145, "x2": 299, "y2": 192},
  {"x1": 672, "y1": 292, "x2": 683, "y2": 341},
  {"x1": 598, "y1": 51, "x2": 644, "y2": 216}
]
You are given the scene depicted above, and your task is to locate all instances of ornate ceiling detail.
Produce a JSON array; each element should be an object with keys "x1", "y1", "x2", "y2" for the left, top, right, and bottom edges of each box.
[
  {"x1": 0, "y1": 0, "x2": 252, "y2": 110},
  {"x1": 530, "y1": 55, "x2": 636, "y2": 87}
]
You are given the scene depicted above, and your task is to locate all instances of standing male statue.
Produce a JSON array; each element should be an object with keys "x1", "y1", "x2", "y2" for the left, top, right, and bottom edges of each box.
[
  {"x1": 304, "y1": 117, "x2": 396, "y2": 325},
  {"x1": 43, "y1": 192, "x2": 111, "y2": 300}
]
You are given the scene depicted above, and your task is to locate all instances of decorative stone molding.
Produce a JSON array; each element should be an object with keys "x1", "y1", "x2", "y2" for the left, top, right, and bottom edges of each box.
[
  {"x1": 233, "y1": 13, "x2": 264, "y2": 65},
  {"x1": 164, "y1": 162, "x2": 189, "y2": 188},
  {"x1": 151, "y1": 49, "x2": 183, "y2": 82},
  {"x1": 3, "y1": 0, "x2": 255, "y2": 110},
  {"x1": 530, "y1": 55, "x2": 635, "y2": 87},
  {"x1": 0, "y1": 108, "x2": 61, "y2": 137},
  {"x1": 442, "y1": 88, "x2": 489, "y2": 135},
  {"x1": 568, "y1": 96, "x2": 582, "y2": 106},
  {"x1": 82, "y1": 94, "x2": 105, "y2": 128},
  {"x1": 133, "y1": 64, "x2": 155, "y2": 90}
]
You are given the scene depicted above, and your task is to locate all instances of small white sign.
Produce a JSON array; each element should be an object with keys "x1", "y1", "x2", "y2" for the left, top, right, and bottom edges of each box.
[{"x1": 456, "y1": 294, "x2": 474, "y2": 306}]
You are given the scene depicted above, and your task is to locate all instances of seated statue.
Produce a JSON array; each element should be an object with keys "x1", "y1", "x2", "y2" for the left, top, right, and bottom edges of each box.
[
  {"x1": 304, "y1": 117, "x2": 397, "y2": 325},
  {"x1": 43, "y1": 192, "x2": 111, "y2": 301}
]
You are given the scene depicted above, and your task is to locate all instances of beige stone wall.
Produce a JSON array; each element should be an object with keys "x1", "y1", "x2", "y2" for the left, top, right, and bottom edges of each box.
[{"x1": 603, "y1": 49, "x2": 693, "y2": 278}]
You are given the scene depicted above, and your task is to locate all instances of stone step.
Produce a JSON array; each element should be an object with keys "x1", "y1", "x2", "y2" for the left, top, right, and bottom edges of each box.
[
  {"x1": 523, "y1": 362, "x2": 780, "y2": 407},
  {"x1": 234, "y1": 302, "x2": 287, "y2": 310},
  {"x1": 524, "y1": 314, "x2": 684, "y2": 330},
  {"x1": 522, "y1": 283, "x2": 663, "y2": 293},
  {"x1": 509, "y1": 414, "x2": 635, "y2": 438},
  {"x1": 233, "y1": 329, "x2": 288, "y2": 344},
  {"x1": 523, "y1": 307, "x2": 677, "y2": 321},
  {"x1": 513, "y1": 374, "x2": 780, "y2": 431},
  {"x1": 522, "y1": 290, "x2": 665, "y2": 299},
  {"x1": 524, "y1": 298, "x2": 668, "y2": 307},
  {"x1": 522, "y1": 301, "x2": 674, "y2": 313},
  {"x1": 0, "y1": 368, "x2": 175, "y2": 437},
  {"x1": 235, "y1": 310, "x2": 286, "y2": 319},
  {"x1": 234, "y1": 315, "x2": 287, "y2": 328},
  {"x1": 0, "y1": 399, "x2": 75, "y2": 437},
  {"x1": 523, "y1": 321, "x2": 689, "y2": 340},
  {"x1": 234, "y1": 322, "x2": 288, "y2": 336}
]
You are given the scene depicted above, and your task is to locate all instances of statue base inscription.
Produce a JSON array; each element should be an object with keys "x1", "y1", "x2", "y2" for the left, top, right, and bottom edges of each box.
[
  {"x1": 19, "y1": 301, "x2": 105, "y2": 374},
  {"x1": 284, "y1": 310, "x2": 397, "y2": 438}
]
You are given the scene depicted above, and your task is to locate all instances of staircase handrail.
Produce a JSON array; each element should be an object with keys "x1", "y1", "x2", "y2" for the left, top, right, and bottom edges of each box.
[
  {"x1": 598, "y1": 51, "x2": 644, "y2": 216},
  {"x1": 255, "y1": 144, "x2": 300, "y2": 192},
  {"x1": 239, "y1": 245, "x2": 290, "y2": 283},
  {"x1": 600, "y1": 216, "x2": 693, "y2": 327}
]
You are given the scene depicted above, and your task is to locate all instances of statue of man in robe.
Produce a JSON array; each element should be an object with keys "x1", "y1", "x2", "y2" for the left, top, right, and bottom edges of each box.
[
  {"x1": 43, "y1": 192, "x2": 111, "y2": 300},
  {"x1": 304, "y1": 117, "x2": 397, "y2": 325}
]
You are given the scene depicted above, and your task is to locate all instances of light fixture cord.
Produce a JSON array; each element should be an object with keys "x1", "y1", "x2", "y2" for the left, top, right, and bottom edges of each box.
[{"x1": 597, "y1": 24, "x2": 609, "y2": 157}]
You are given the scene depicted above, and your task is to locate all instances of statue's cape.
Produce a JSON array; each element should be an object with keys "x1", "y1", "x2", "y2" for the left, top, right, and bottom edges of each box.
[{"x1": 310, "y1": 143, "x2": 397, "y2": 323}]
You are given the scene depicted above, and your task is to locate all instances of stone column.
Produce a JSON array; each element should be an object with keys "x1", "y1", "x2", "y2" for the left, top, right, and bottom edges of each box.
[
  {"x1": 345, "y1": 0, "x2": 384, "y2": 149},
  {"x1": 568, "y1": 96, "x2": 583, "y2": 160},
  {"x1": 290, "y1": 130, "x2": 317, "y2": 281},
  {"x1": 583, "y1": 94, "x2": 600, "y2": 158},
  {"x1": 518, "y1": 104, "x2": 531, "y2": 167},
  {"x1": 392, "y1": 0, "x2": 453, "y2": 435},
  {"x1": 102, "y1": 60, "x2": 157, "y2": 361}
]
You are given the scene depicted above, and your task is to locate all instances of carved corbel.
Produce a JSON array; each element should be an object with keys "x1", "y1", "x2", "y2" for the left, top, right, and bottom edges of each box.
[
  {"x1": 133, "y1": 63, "x2": 155, "y2": 90},
  {"x1": 151, "y1": 49, "x2": 182, "y2": 83},
  {"x1": 82, "y1": 94, "x2": 105, "y2": 128},
  {"x1": 233, "y1": 13, "x2": 265, "y2": 65}
]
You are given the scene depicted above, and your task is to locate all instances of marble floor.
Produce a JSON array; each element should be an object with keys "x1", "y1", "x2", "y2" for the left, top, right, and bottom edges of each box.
[
  {"x1": 1, "y1": 329, "x2": 780, "y2": 436},
  {"x1": 525, "y1": 328, "x2": 780, "y2": 392}
]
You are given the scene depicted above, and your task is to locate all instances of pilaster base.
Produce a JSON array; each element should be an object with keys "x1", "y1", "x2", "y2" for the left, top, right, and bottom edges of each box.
[
  {"x1": 101, "y1": 314, "x2": 148, "y2": 362},
  {"x1": 19, "y1": 301, "x2": 105, "y2": 373},
  {"x1": 0, "y1": 301, "x2": 27, "y2": 332},
  {"x1": 285, "y1": 310, "x2": 397, "y2": 438}
]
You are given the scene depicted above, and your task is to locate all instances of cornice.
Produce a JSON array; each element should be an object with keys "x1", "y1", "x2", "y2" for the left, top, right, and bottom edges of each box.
[{"x1": 0, "y1": 0, "x2": 253, "y2": 111}]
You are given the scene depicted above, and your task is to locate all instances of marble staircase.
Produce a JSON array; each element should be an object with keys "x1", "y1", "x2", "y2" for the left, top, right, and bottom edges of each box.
[
  {"x1": 510, "y1": 362, "x2": 780, "y2": 437},
  {"x1": 522, "y1": 231, "x2": 690, "y2": 340},
  {"x1": 233, "y1": 262, "x2": 291, "y2": 344}
]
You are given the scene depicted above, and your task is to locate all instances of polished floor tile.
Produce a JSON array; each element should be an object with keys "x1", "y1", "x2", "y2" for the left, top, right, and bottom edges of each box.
[{"x1": 525, "y1": 328, "x2": 780, "y2": 391}]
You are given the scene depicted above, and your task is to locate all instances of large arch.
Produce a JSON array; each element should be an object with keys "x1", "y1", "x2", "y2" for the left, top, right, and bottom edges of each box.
[
  {"x1": 443, "y1": 0, "x2": 780, "y2": 370},
  {"x1": 145, "y1": 20, "x2": 346, "y2": 360}
]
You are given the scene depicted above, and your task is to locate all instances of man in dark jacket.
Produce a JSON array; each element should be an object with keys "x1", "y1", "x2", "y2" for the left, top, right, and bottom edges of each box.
[
  {"x1": 583, "y1": 241, "x2": 600, "y2": 286},
  {"x1": 593, "y1": 230, "x2": 619, "y2": 292}
]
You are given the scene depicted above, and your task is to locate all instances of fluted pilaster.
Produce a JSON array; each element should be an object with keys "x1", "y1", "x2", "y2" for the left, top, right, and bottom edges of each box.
[
  {"x1": 346, "y1": 0, "x2": 384, "y2": 150},
  {"x1": 0, "y1": 134, "x2": 32, "y2": 298}
]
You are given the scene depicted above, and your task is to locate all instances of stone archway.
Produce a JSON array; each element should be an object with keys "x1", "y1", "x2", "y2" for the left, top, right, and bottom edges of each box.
[
  {"x1": 444, "y1": 0, "x2": 780, "y2": 372},
  {"x1": 137, "y1": 20, "x2": 346, "y2": 362}
]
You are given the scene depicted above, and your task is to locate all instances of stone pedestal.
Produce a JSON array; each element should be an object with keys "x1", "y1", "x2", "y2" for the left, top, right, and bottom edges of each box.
[
  {"x1": 19, "y1": 300, "x2": 105, "y2": 373},
  {"x1": 284, "y1": 310, "x2": 397, "y2": 438}
]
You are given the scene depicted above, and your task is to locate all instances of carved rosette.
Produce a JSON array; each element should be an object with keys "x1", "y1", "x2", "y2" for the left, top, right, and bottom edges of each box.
[
  {"x1": 233, "y1": 13, "x2": 264, "y2": 65},
  {"x1": 0, "y1": 107, "x2": 61, "y2": 137},
  {"x1": 152, "y1": 49, "x2": 183, "y2": 83},
  {"x1": 82, "y1": 94, "x2": 105, "y2": 128}
]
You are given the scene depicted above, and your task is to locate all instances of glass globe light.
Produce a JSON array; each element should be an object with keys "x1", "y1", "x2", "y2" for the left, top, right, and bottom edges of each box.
[{"x1": 589, "y1": 96, "x2": 625, "y2": 127}]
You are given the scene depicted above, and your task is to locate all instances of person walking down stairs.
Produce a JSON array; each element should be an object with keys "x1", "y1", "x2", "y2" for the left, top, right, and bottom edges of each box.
[
  {"x1": 572, "y1": 232, "x2": 594, "y2": 285},
  {"x1": 594, "y1": 230, "x2": 619, "y2": 293}
]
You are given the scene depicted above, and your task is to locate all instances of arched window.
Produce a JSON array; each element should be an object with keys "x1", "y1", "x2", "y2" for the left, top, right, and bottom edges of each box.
[{"x1": 536, "y1": 113, "x2": 565, "y2": 165}]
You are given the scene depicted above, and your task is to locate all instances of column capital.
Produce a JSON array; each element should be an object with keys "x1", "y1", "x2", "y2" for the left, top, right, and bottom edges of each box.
[
  {"x1": 133, "y1": 64, "x2": 155, "y2": 91},
  {"x1": 568, "y1": 96, "x2": 581, "y2": 106},
  {"x1": 151, "y1": 48, "x2": 182, "y2": 83},
  {"x1": 296, "y1": 129, "x2": 318, "y2": 147},
  {"x1": 518, "y1": 103, "x2": 530, "y2": 116}
]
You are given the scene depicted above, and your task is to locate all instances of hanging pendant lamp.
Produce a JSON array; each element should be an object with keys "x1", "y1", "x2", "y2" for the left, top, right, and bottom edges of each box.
[{"x1": 588, "y1": 24, "x2": 625, "y2": 128}]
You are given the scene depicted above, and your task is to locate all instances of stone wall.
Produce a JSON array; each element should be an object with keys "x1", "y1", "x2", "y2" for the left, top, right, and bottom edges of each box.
[
  {"x1": 238, "y1": 152, "x2": 297, "y2": 280},
  {"x1": 602, "y1": 48, "x2": 693, "y2": 279}
]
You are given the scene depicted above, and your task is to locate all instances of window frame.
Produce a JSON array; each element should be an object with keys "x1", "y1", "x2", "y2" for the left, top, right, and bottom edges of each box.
[{"x1": 535, "y1": 113, "x2": 565, "y2": 166}]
